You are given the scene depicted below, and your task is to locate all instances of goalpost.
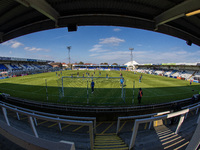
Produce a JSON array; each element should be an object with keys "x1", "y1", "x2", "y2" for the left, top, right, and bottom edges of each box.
[{"x1": 57, "y1": 76, "x2": 126, "y2": 104}]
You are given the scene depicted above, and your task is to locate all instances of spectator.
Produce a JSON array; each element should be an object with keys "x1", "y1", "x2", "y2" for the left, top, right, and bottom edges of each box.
[{"x1": 137, "y1": 88, "x2": 143, "y2": 104}]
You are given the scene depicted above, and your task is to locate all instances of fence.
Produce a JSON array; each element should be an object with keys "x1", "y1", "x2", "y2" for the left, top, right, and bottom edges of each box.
[
  {"x1": 0, "y1": 101, "x2": 97, "y2": 133},
  {"x1": 0, "y1": 103, "x2": 95, "y2": 150},
  {"x1": 116, "y1": 110, "x2": 170, "y2": 134},
  {"x1": 0, "y1": 120, "x2": 75, "y2": 150},
  {"x1": 128, "y1": 104, "x2": 200, "y2": 149}
]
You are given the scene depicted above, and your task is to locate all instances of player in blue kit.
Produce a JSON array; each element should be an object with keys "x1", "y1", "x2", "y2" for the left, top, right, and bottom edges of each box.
[{"x1": 91, "y1": 80, "x2": 95, "y2": 93}]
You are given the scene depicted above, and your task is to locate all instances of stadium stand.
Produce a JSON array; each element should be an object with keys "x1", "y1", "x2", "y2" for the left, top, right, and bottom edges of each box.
[
  {"x1": 0, "y1": 57, "x2": 60, "y2": 78},
  {"x1": 171, "y1": 70, "x2": 181, "y2": 78},
  {"x1": 0, "y1": 120, "x2": 75, "y2": 150},
  {"x1": 0, "y1": 64, "x2": 7, "y2": 71},
  {"x1": 0, "y1": 96, "x2": 199, "y2": 149},
  {"x1": 192, "y1": 71, "x2": 200, "y2": 82},
  {"x1": 164, "y1": 70, "x2": 172, "y2": 77},
  {"x1": 1, "y1": 0, "x2": 200, "y2": 149},
  {"x1": 0, "y1": 100, "x2": 94, "y2": 150},
  {"x1": 154, "y1": 70, "x2": 164, "y2": 76},
  {"x1": 134, "y1": 66, "x2": 200, "y2": 83},
  {"x1": 180, "y1": 70, "x2": 195, "y2": 79},
  {"x1": 73, "y1": 64, "x2": 127, "y2": 71},
  {"x1": 4, "y1": 64, "x2": 13, "y2": 71}
]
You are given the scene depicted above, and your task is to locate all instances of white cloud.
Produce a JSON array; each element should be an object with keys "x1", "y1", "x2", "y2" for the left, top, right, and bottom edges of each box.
[
  {"x1": 2, "y1": 40, "x2": 23, "y2": 48},
  {"x1": 91, "y1": 51, "x2": 130, "y2": 62},
  {"x1": 89, "y1": 36, "x2": 125, "y2": 56},
  {"x1": 88, "y1": 48, "x2": 200, "y2": 64},
  {"x1": 89, "y1": 44, "x2": 109, "y2": 52},
  {"x1": 89, "y1": 54, "x2": 99, "y2": 57},
  {"x1": 133, "y1": 50, "x2": 200, "y2": 64},
  {"x1": 113, "y1": 28, "x2": 121, "y2": 32},
  {"x1": 99, "y1": 37, "x2": 125, "y2": 46},
  {"x1": 89, "y1": 45, "x2": 102, "y2": 52},
  {"x1": 9, "y1": 51, "x2": 12, "y2": 54},
  {"x1": 24, "y1": 47, "x2": 49, "y2": 52},
  {"x1": 137, "y1": 44, "x2": 142, "y2": 47}
]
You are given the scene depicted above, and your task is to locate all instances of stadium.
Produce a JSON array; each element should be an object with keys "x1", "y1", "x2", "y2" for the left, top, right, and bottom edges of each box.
[{"x1": 0, "y1": 0, "x2": 200, "y2": 150}]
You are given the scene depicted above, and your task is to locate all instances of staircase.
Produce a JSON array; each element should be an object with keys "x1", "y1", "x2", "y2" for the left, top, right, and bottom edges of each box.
[
  {"x1": 189, "y1": 70, "x2": 196, "y2": 79},
  {"x1": 94, "y1": 133, "x2": 128, "y2": 150}
]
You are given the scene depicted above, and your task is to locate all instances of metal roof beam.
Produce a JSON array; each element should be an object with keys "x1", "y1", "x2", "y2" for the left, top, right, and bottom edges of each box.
[
  {"x1": 15, "y1": 0, "x2": 59, "y2": 25},
  {"x1": 0, "y1": 32, "x2": 3, "y2": 43},
  {"x1": 154, "y1": 0, "x2": 200, "y2": 27}
]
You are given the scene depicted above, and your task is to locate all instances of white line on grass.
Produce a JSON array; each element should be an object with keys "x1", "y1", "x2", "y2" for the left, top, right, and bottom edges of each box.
[{"x1": 32, "y1": 88, "x2": 44, "y2": 93}]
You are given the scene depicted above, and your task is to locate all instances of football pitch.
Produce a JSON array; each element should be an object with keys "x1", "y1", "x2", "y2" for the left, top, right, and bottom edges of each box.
[{"x1": 0, "y1": 70, "x2": 199, "y2": 106}]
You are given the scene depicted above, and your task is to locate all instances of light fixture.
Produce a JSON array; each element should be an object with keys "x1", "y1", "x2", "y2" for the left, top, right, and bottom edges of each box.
[{"x1": 186, "y1": 9, "x2": 200, "y2": 17}]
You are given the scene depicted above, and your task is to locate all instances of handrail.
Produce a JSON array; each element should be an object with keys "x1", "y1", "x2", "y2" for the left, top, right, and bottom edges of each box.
[
  {"x1": 116, "y1": 110, "x2": 170, "y2": 134},
  {"x1": 182, "y1": 101, "x2": 200, "y2": 109},
  {"x1": 184, "y1": 103, "x2": 200, "y2": 119},
  {"x1": 0, "y1": 101, "x2": 96, "y2": 133},
  {"x1": 0, "y1": 103, "x2": 94, "y2": 150},
  {"x1": 0, "y1": 120, "x2": 75, "y2": 150},
  {"x1": 129, "y1": 105, "x2": 200, "y2": 150}
]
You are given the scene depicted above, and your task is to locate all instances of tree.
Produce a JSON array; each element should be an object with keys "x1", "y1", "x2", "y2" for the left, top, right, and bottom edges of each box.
[
  {"x1": 78, "y1": 61, "x2": 84, "y2": 65},
  {"x1": 112, "y1": 63, "x2": 118, "y2": 65},
  {"x1": 103, "y1": 62, "x2": 108, "y2": 65}
]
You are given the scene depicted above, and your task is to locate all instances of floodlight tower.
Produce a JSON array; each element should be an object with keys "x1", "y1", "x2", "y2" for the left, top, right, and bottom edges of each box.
[
  {"x1": 67, "y1": 46, "x2": 71, "y2": 65},
  {"x1": 129, "y1": 47, "x2": 134, "y2": 67}
]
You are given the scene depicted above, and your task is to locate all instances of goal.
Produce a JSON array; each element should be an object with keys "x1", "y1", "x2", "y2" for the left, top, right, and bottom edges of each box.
[{"x1": 57, "y1": 76, "x2": 126, "y2": 104}]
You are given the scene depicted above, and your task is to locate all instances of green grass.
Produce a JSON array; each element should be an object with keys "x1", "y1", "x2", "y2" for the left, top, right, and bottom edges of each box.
[{"x1": 0, "y1": 70, "x2": 199, "y2": 106}]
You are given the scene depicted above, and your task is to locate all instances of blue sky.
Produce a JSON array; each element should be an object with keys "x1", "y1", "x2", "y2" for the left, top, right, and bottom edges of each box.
[{"x1": 0, "y1": 26, "x2": 200, "y2": 65}]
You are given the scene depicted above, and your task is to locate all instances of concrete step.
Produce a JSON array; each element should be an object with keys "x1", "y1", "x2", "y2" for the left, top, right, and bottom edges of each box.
[{"x1": 94, "y1": 133, "x2": 128, "y2": 150}]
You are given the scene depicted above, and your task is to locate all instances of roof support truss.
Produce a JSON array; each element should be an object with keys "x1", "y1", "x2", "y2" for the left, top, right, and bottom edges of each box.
[
  {"x1": 154, "y1": 0, "x2": 200, "y2": 27},
  {"x1": 0, "y1": 32, "x2": 3, "y2": 42},
  {"x1": 15, "y1": 0, "x2": 59, "y2": 26}
]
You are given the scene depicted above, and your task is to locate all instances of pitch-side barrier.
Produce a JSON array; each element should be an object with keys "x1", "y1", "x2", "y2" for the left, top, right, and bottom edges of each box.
[
  {"x1": 0, "y1": 103, "x2": 95, "y2": 150},
  {"x1": 128, "y1": 104, "x2": 200, "y2": 149}
]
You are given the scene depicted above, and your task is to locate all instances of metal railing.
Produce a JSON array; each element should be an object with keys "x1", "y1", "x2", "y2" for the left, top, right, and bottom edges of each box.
[
  {"x1": 0, "y1": 101, "x2": 96, "y2": 133},
  {"x1": 3, "y1": 94, "x2": 194, "y2": 113},
  {"x1": 128, "y1": 104, "x2": 200, "y2": 149},
  {"x1": 0, "y1": 103, "x2": 95, "y2": 150},
  {"x1": 116, "y1": 110, "x2": 170, "y2": 134},
  {"x1": 0, "y1": 119, "x2": 75, "y2": 150}
]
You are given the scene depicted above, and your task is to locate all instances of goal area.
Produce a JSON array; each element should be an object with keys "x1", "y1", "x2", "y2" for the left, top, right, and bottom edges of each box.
[{"x1": 57, "y1": 76, "x2": 130, "y2": 105}]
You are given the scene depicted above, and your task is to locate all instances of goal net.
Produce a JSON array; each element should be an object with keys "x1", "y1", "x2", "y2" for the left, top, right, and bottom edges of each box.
[{"x1": 57, "y1": 76, "x2": 126, "y2": 104}]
